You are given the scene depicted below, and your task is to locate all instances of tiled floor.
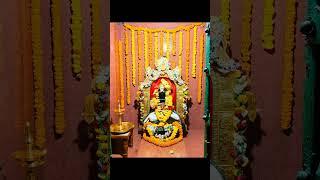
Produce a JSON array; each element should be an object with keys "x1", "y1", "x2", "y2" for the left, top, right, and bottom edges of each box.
[{"x1": 111, "y1": 127, "x2": 204, "y2": 158}]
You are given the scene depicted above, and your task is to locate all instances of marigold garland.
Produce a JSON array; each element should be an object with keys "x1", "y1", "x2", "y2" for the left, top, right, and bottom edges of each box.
[
  {"x1": 32, "y1": 0, "x2": 46, "y2": 148},
  {"x1": 178, "y1": 31, "x2": 183, "y2": 70},
  {"x1": 185, "y1": 29, "x2": 190, "y2": 84},
  {"x1": 137, "y1": 30, "x2": 142, "y2": 60},
  {"x1": 125, "y1": 30, "x2": 131, "y2": 105},
  {"x1": 148, "y1": 32, "x2": 153, "y2": 68},
  {"x1": 280, "y1": 0, "x2": 296, "y2": 130},
  {"x1": 262, "y1": 0, "x2": 275, "y2": 50},
  {"x1": 118, "y1": 40, "x2": 125, "y2": 108},
  {"x1": 70, "y1": 0, "x2": 82, "y2": 79},
  {"x1": 154, "y1": 32, "x2": 159, "y2": 62},
  {"x1": 221, "y1": 0, "x2": 231, "y2": 43},
  {"x1": 240, "y1": 0, "x2": 253, "y2": 76},
  {"x1": 91, "y1": 0, "x2": 102, "y2": 78},
  {"x1": 166, "y1": 32, "x2": 170, "y2": 59},
  {"x1": 192, "y1": 26, "x2": 198, "y2": 78},
  {"x1": 143, "y1": 121, "x2": 183, "y2": 147},
  {"x1": 51, "y1": 0, "x2": 65, "y2": 134},
  {"x1": 144, "y1": 31, "x2": 149, "y2": 69},
  {"x1": 172, "y1": 32, "x2": 176, "y2": 56},
  {"x1": 160, "y1": 32, "x2": 164, "y2": 56},
  {"x1": 197, "y1": 32, "x2": 204, "y2": 104},
  {"x1": 124, "y1": 23, "x2": 204, "y2": 33},
  {"x1": 131, "y1": 29, "x2": 136, "y2": 86}
]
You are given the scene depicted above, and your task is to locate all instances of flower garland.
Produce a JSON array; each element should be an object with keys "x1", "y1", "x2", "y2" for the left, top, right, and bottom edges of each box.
[
  {"x1": 125, "y1": 30, "x2": 131, "y2": 105},
  {"x1": 192, "y1": 26, "x2": 198, "y2": 78},
  {"x1": 90, "y1": 67, "x2": 110, "y2": 180},
  {"x1": 221, "y1": 0, "x2": 231, "y2": 43},
  {"x1": 70, "y1": 0, "x2": 82, "y2": 79},
  {"x1": 261, "y1": 0, "x2": 275, "y2": 50},
  {"x1": 178, "y1": 31, "x2": 183, "y2": 70},
  {"x1": 124, "y1": 23, "x2": 204, "y2": 33},
  {"x1": 144, "y1": 31, "x2": 149, "y2": 69},
  {"x1": 160, "y1": 32, "x2": 164, "y2": 56},
  {"x1": 185, "y1": 29, "x2": 190, "y2": 84},
  {"x1": 154, "y1": 32, "x2": 159, "y2": 62},
  {"x1": 148, "y1": 32, "x2": 153, "y2": 68},
  {"x1": 143, "y1": 121, "x2": 183, "y2": 147},
  {"x1": 137, "y1": 30, "x2": 142, "y2": 60},
  {"x1": 197, "y1": 32, "x2": 204, "y2": 104},
  {"x1": 32, "y1": 0, "x2": 46, "y2": 148},
  {"x1": 166, "y1": 32, "x2": 170, "y2": 59},
  {"x1": 172, "y1": 32, "x2": 176, "y2": 56},
  {"x1": 118, "y1": 40, "x2": 125, "y2": 108},
  {"x1": 131, "y1": 29, "x2": 136, "y2": 86},
  {"x1": 51, "y1": 0, "x2": 65, "y2": 134},
  {"x1": 91, "y1": 0, "x2": 102, "y2": 78},
  {"x1": 240, "y1": 0, "x2": 253, "y2": 76},
  {"x1": 280, "y1": 0, "x2": 296, "y2": 130}
]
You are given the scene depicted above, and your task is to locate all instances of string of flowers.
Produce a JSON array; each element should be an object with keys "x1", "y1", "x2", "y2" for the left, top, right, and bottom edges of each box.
[
  {"x1": 185, "y1": 29, "x2": 190, "y2": 84},
  {"x1": 160, "y1": 32, "x2": 164, "y2": 56},
  {"x1": 280, "y1": 0, "x2": 296, "y2": 130},
  {"x1": 70, "y1": 0, "x2": 82, "y2": 79},
  {"x1": 148, "y1": 32, "x2": 153, "y2": 68},
  {"x1": 221, "y1": 0, "x2": 231, "y2": 43},
  {"x1": 131, "y1": 29, "x2": 136, "y2": 86},
  {"x1": 32, "y1": 0, "x2": 46, "y2": 148},
  {"x1": 154, "y1": 32, "x2": 159, "y2": 62},
  {"x1": 240, "y1": 0, "x2": 253, "y2": 76},
  {"x1": 178, "y1": 31, "x2": 183, "y2": 70},
  {"x1": 137, "y1": 31, "x2": 142, "y2": 82},
  {"x1": 172, "y1": 32, "x2": 176, "y2": 56},
  {"x1": 123, "y1": 23, "x2": 204, "y2": 33},
  {"x1": 262, "y1": 0, "x2": 275, "y2": 50},
  {"x1": 197, "y1": 32, "x2": 204, "y2": 104},
  {"x1": 192, "y1": 26, "x2": 198, "y2": 78},
  {"x1": 166, "y1": 32, "x2": 170, "y2": 59},
  {"x1": 51, "y1": 0, "x2": 65, "y2": 134},
  {"x1": 91, "y1": 0, "x2": 102, "y2": 78},
  {"x1": 118, "y1": 40, "x2": 125, "y2": 108},
  {"x1": 144, "y1": 31, "x2": 149, "y2": 69},
  {"x1": 125, "y1": 30, "x2": 131, "y2": 105}
]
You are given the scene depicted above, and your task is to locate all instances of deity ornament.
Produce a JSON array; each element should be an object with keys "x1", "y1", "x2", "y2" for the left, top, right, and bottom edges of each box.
[{"x1": 135, "y1": 57, "x2": 191, "y2": 147}]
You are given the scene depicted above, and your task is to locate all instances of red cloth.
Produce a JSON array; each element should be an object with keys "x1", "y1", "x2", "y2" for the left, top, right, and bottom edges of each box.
[{"x1": 150, "y1": 77, "x2": 176, "y2": 110}]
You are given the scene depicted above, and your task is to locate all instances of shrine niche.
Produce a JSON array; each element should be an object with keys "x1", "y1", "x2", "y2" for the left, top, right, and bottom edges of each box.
[{"x1": 135, "y1": 57, "x2": 191, "y2": 147}]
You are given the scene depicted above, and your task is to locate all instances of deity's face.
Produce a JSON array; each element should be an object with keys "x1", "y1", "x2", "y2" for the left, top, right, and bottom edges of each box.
[{"x1": 159, "y1": 85, "x2": 164, "y2": 92}]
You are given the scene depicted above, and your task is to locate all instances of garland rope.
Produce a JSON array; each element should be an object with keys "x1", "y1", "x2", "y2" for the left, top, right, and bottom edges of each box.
[
  {"x1": 91, "y1": 0, "x2": 102, "y2": 78},
  {"x1": 197, "y1": 31, "x2": 204, "y2": 104},
  {"x1": 144, "y1": 31, "x2": 149, "y2": 69},
  {"x1": 131, "y1": 29, "x2": 136, "y2": 86},
  {"x1": 32, "y1": 0, "x2": 46, "y2": 148},
  {"x1": 178, "y1": 31, "x2": 183, "y2": 70},
  {"x1": 185, "y1": 29, "x2": 190, "y2": 84},
  {"x1": 166, "y1": 32, "x2": 170, "y2": 59},
  {"x1": 160, "y1": 32, "x2": 163, "y2": 57},
  {"x1": 154, "y1": 32, "x2": 159, "y2": 63},
  {"x1": 118, "y1": 40, "x2": 125, "y2": 108},
  {"x1": 240, "y1": 0, "x2": 253, "y2": 76},
  {"x1": 70, "y1": 0, "x2": 82, "y2": 79},
  {"x1": 280, "y1": 0, "x2": 296, "y2": 130},
  {"x1": 51, "y1": 0, "x2": 65, "y2": 134},
  {"x1": 148, "y1": 32, "x2": 153, "y2": 68},
  {"x1": 192, "y1": 26, "x2": 198, "y2": 78},
  {"x1": 262, "y1": 0, "x2": 275, "y2": 50},
  {"x1": 125, "y1": 30, "x2": 131, "y2": 105}
]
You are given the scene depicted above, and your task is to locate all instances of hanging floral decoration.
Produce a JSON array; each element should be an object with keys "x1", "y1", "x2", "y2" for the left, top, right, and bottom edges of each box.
[
  {"x1": 211, "y1": 17, "x2": 256, "y2": 178},
  {"x1": 131, "y1": 29, "x2": 136, "y2": 86},
  {"x1": 166, "y1": 32, "x2": 170, "y2": 59},
  {"x1": 144, "y1": 31, "x2": 149, "y2": 69},
  {"x1": 154, "y1": 32, "x2": 159, "y2": 63},
  {"x1": 192, "y1": 26, "x2": 198, "y2": 78},
  {"x1": 172, "y1": 32, "x2": 176, "y2": 56},
  {"x1": 70, "y1": 0, "x2": 82, "y2": 79},
  {"x1": 221, "y1": 0, "x2": 231, "y2": 43},
  {"x1": 51, "y1": 0, "x2": 65, "y2": 135},
  {"x1": 185, "y1": 29, "x2": 190, "y2": 84},
  {"x1": 160, "y1": 32, "x2": 164, "y2": 56},
  {"x1": 91, "y1": 0, "x2": 102, "y2": 78},
  {"x1": 280, "y1": 0, "x2": 296, "y2": 130},
  {"x1": 125, "y1": 30, "x2": 131, "y2": 105},
  {"x1": 148, "y1": 32, "x2": 153, "y2": 69},
  {"x1": 178, "y1": 31, "x2": 183, "y2": 70},
  {"x1": 32, "y1": 0, "x2": 46, "y2": 148},
  {"x1": 240, "y1": 0, "x2": 253, "y2": 76},
  {"x1": 262, "y1": 0, "x2": 275, "y2": 50},
  {"x1": 137, "y1": 31, "x2": 142, "y2": 82},
  {"x1": 197, "y1": 32, "x2": 205, "y2": 104},
  {"x1": 118, "y1": 41, "x2": 125, "y2": 108}
]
